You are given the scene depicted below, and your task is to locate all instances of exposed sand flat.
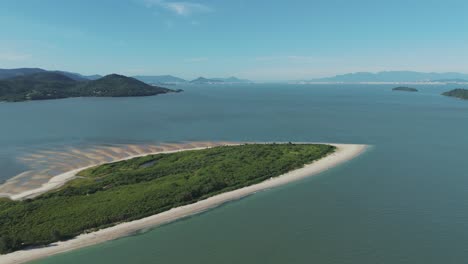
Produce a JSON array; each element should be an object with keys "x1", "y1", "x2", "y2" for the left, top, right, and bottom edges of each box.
[
  {"x1": 0, "y1": 142, "x2": 236, "y2": 200},
  {"x1": 1, "y1": 143, "x2": 216, "y2": 198},
  {"x1": 0, "y1": 143, "x2": 367, "y2": 264}
]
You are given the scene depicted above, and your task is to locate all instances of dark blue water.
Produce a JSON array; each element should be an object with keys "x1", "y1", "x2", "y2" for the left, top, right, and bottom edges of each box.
[{"x1": 1, "y1": 84, "x2": 468, "y2": 263}]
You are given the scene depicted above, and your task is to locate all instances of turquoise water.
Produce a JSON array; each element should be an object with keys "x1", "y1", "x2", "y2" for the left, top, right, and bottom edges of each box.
[{"x1": 1, "y1": 84, "x2": 468, "y2": 263}]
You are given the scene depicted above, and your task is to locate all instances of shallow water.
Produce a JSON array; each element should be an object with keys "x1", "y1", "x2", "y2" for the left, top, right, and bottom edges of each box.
[{"x1": 1, "y1": 84, "x2": 468, "y2": 263}]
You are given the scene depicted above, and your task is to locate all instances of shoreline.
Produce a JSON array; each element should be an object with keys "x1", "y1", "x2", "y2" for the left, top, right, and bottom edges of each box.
[
  {"x1": 0, "y1": 143, "x2": 368, "y2": 264},
  {"x1": 1, "y1": 143, "x2": 239, "y2": 201}
]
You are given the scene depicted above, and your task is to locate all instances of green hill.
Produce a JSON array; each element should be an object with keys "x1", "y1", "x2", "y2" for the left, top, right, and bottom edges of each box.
[
  {"x1": 442, "y1": 89, "x2": 468, "y2": 100},
  {"x1": 0, "y1": 72, "x2": 79, "y2": 101},
  {"x1": 75, "y1": 74, "x2": 173, "y2": 97},
  {"x1": 0, "y1": 73, "x2": 177, "y2": 102}
]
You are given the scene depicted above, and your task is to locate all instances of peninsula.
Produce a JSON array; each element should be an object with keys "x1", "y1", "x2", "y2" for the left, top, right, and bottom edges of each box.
[
  {"x1": 0, "y1": 143, "x2": 366, "y2": 263},
  {"x1": 0, "y1": 72, "x2": 177, "y2": 102}
]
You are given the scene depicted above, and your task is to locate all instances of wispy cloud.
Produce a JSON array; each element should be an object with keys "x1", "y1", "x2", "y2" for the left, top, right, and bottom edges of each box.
[
  {"x1": 144, "y1": 0, "x2": 212, "y2": 16},
  {"x1": 0, "y1": 51, "x2": 31, "y2": 62}
]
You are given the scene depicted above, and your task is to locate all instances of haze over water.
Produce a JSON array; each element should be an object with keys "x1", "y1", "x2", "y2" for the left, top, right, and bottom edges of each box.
[{"x1": 2, "y1": 84, "x2": 468, "y2": 263}]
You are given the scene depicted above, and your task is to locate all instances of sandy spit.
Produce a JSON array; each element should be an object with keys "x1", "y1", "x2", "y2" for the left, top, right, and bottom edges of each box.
[
  {"x1": 0, "y1": 143, "x2": 367, "y2": 264},
  {"x1": 2, "y1": 144, "x2": 237, "y2": 201}
]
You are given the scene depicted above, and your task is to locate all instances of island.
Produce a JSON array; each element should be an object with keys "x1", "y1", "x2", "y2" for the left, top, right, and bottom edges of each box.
[
  {"x1": 392, "y1": 87, "x2": 418, "y2": 92},
  {"x1": 0, "y1": 72, "x2": 178, "y2": 102},
  {"x1": 189, "y1": 76, "x2": 252, "y2": 84},
  {"x1": 189, "y1": 77, "x2": 225, "y2": 84},
  {"x1": 0, "y1": 143, "x2": 366, "y2": 261},
  {"x1": 442, "y1": 89, "x2": 468, "y2": 100}
]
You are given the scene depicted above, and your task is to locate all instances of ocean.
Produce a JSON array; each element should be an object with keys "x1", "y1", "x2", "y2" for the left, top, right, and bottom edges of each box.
[{"x1": 1, "y1": 83, "x2": 468, "y2": 263}]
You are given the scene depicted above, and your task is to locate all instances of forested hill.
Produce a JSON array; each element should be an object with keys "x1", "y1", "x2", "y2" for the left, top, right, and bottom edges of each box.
[
  {"x1": 0, "y1": 72, "x2": 177, "y2": 102},
  {"x1": 74, "y1": 74, "x2": 173, "y2": 97}
]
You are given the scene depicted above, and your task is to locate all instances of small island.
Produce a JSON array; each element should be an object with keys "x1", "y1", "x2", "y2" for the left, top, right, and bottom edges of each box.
[
  {"x1": 0, "y1": 143, "x2": 366, "y2": 259},
  {"x1": 189, "y1": 76, "x2": 224, "y2": 84},
  {"x1": 392, "y1": 87, "x2": 418, "y2": 92},
  {"x1": 0, "y1": 72, "x2": 178, "y2": 102},
  {"x1": 442, "y1": 89, "x2": 468, "y2": 100}
]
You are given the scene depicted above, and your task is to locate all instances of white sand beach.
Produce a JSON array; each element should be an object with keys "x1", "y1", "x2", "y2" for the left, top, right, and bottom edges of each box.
[{"x1": 0, "y1": 143, "x2": 367, "y2": 264}]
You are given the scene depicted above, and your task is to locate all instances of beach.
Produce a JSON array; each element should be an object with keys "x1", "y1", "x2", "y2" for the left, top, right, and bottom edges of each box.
[
  {"x1": 0, "y1": 141, "x2": 235, "y2": 200},
  {"x1": 0, "y1": 143, "x2": 367, "y2": 264}
]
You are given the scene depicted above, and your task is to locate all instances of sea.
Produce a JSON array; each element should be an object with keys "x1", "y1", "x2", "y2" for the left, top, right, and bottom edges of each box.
[{"x1": 1, "y1": 83, "x2": 468, "y2": 264}]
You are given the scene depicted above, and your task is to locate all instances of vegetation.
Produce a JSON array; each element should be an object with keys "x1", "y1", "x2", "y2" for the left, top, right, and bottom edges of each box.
[
  {"x1": 442, "y1": 89, "x2": 468, "y2": 100},
  {"x1": 392, "y1": 87, "x2": 418, "y2": 92},
  {"x1": 0, "y1": 72, "x2": 176, "y2": 102},
  {"x1": 0, "y1": 144, "x2": 334, "y2": 254}
]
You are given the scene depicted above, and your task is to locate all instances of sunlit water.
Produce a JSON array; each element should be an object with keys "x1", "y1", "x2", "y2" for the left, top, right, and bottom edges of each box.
[{"x1": 1, "y1": 84, "x2": 468, "y2": 263}]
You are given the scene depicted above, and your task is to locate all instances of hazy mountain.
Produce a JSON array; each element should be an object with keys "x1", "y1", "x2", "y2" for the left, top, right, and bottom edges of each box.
[
  {"x1": 190, "y1": 76, "x2": 251, "y2": 84},
  {"x1": 309, "y1": 71, "x2": 468, "y2": 83},
  {"x1": 82, "y1": 74, "x2": 103, "y2": 80},
  {"x1": 190, "y1": 77, "x2": 224, "y2": 84},
  {"x1": 432, "y1": 78, "x2": 468, "y2": 83},
  {"x1": 0, "y1": 68, "x2": 47, "y2": 79},
  {"x1": 133, "y1": 75, "x2": 186, "y2": 84},
  {"x1": 211, "y1": 77, "x2": 252, "y2": 83},
  {"x1": 0, "y1": 68, "x2": 102, "y2": 81},
  {"x1": 53, "y1": 71, "x2": 90, "y2": 81}
]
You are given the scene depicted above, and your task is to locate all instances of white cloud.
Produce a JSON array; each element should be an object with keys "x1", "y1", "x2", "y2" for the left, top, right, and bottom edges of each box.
[
  {"x1": 144, "y1": 0, "x2": 212, "y2": 16},
  {"x1": 0, "y1": 51, "x2": 31, "y2": 62}
]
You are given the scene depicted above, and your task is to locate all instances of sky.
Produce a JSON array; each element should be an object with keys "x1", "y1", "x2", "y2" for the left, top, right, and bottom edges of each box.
[{"x1": 1, "y1": 0, "x2": 468, "y2": 81}]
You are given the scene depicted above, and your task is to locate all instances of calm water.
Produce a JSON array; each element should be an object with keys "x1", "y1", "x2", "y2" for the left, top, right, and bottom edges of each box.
[{"x1": 2, "y1": 84, "x2": 468, "y2": 263}]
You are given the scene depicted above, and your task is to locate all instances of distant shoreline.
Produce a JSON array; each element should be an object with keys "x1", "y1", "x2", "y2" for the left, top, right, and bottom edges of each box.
[
  {"x1": 291, "y1": 81, "x2": 465, "y2": 85},
  {"x1": 0, "y1": 143, "x2": 367, "y2": 264}
]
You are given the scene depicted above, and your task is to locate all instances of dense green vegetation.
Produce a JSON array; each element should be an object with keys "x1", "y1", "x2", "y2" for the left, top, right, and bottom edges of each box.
[
  {"x1": 0, "y1": 72, "x2": 175, "y2": 102},
  {"x1": 392, "y1": 87, "x2": 418, "y2": 92},
  {"x1": 442, "y1": 89, "x2": 468, "y2": 100},
  {"x1": 0, "y1": 144, "x2": 334, "y2": 254}
]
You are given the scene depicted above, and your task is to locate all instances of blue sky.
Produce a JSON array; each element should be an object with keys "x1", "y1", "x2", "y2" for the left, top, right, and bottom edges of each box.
[{"x1": 1, "y1": 0, "x2": 468, "y2": 81}]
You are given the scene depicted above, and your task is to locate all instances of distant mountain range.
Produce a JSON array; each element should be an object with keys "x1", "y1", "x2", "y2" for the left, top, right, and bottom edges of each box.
[
  {"x1": 189, "y1": 76, "x2": 252, "y2": 84},
  {"x1": 133, "y1": 75, "x2": 187, "y2": 84},
  {"x1": 0, "y1": 68, "x2": 102, "y2": 81},
  {"x1": 212, "y1": 77, "x2": 252, "y2": 83},
  {"x1": 431, "y1": 78, "x2": 468, "y2": 83},
  {"x1": 189, "y1": 77, "x2": 224, "y2": 84},
  {"x1": 307, "y1": 71, "x2": 468, "y2": 83},
  {"x1": 134, "y1": 75, "x2": 253, "y2": 84}
]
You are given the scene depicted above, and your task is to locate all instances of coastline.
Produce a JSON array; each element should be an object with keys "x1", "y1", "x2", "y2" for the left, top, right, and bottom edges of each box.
[
  {"x1": 0, "y1": 143, "x2": 367, "y2": 264},
  {"x1": 1, "y1": 143, "x2": 239, "y2": 201}
]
